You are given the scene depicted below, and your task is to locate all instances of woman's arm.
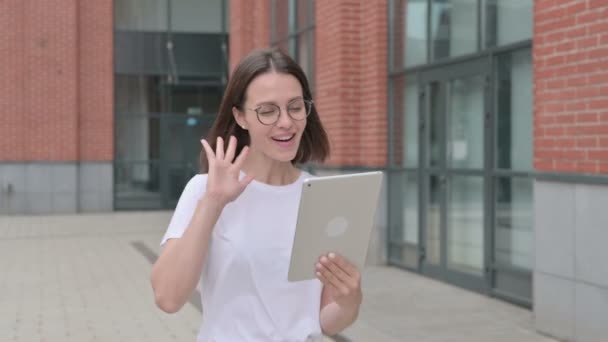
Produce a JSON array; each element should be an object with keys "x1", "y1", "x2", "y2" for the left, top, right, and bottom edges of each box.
[
  {"x1": 151, "y1": 136, "x2": 252, "y2": 314},
  {"x1": 316, "y1": 253, "x2": 363, "y2": 336},
  {"x1": 150, "y1": 195, "x2": 224, "y2": 313}
]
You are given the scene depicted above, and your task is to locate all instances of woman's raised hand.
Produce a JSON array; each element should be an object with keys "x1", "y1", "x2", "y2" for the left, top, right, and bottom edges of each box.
[{"x1": 201, "y1": 136, "x2": 254, "y2": 207}]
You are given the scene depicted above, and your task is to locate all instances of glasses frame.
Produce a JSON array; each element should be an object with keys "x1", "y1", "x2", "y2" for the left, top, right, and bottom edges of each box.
[{"x1": 242, "y1": 99, "x2": 314, "y2": 125}]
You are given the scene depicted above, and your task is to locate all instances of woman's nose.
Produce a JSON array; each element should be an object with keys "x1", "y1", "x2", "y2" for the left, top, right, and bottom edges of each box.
[{"x1": 276, "y1": 108, "x2": 295, "y2": 128}]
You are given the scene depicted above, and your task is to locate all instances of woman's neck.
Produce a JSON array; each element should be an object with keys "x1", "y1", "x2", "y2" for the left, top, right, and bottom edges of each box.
[{"x1": 241, "y1": 155, "x2": 300, "y2": 186}]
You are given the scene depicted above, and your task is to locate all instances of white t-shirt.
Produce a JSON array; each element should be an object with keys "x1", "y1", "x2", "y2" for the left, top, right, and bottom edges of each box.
[{"x1": 161, "y1": 171, "x2": 323, "y2": 342}]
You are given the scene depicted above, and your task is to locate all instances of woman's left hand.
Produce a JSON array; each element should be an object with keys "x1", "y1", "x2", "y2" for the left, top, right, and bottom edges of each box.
[{"x1": 316, "y1": 253, "x2": 362, "y2": 309}]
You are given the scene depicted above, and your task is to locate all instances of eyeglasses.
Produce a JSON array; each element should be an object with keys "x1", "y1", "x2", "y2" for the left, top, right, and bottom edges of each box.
[{"x1": 243, "y1": 99, "x2": 313, "y2": 125}]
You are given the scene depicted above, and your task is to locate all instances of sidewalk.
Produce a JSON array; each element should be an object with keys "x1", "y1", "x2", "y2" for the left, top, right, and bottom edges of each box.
[{"x1": 0, "y1": 212, "x2": 556, "y2": 342}]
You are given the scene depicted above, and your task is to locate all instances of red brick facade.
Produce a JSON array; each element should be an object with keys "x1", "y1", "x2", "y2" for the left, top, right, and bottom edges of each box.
[
  {"x1": 3, "y1": 1, "x2": 605, "y2": 173},
  {"x1": 0, "y1": 0, "x2": 113, "y2": 162},
  {"x1": 534, "y1": 0, "x2": 608, "y2": 174},
  {"x1": 229, "y1": 0, "x2": 271, "y2": 72},
  {"x1": 230, "y1": 0, "x2": 388, "y2": 167}
]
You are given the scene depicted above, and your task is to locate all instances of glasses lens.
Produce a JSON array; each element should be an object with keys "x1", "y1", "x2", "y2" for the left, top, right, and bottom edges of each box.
[
  {"x1": 257, "y1": 104, "x2": 280, "y2": 125},
  {"x1": 287, "y1": 100, "x2": 311, "y2": 120}
]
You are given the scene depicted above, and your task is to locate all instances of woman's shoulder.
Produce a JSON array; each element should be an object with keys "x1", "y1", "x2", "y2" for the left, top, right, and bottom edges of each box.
[{"x1": 183, "y1": 173, "x2": 208, "y2": 193}]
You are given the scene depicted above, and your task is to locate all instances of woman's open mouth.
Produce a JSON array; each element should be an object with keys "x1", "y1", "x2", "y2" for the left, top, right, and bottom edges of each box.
[
  {"x1": 271, "y1": 134, "x2": 295, "y2": 142},
  {"x1": 271, "y1": 134, "x2": 296, "y2": 147}
]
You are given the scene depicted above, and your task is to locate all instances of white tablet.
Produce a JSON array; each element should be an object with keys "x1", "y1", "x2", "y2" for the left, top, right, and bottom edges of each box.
[{"x1": 288, "y1": 171, "x2": 383, "y2": 282}]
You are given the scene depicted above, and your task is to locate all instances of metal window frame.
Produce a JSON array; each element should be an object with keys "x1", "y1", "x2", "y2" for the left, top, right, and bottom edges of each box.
[
  {"x1": 385, "y1": 0, "x2": 608, "y2": 308},
  {"x1": 269, "y1": 0, "x2": 316, "y2": 92}
]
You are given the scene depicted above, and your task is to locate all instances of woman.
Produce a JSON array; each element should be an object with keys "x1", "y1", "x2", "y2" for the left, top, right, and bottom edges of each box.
[{"x1": 151, "y1": 48, "x2": 362, "y2": 341}]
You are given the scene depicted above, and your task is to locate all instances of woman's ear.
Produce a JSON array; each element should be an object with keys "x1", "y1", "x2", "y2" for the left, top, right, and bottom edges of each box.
[{"x1": 232, "y1": 106, "x2": 247, "y2": 130}]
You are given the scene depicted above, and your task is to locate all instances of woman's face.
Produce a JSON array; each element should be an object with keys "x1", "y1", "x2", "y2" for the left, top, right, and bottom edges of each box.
[{"x1": 233, "y1": 72, "x2": 308, "y2": 163}]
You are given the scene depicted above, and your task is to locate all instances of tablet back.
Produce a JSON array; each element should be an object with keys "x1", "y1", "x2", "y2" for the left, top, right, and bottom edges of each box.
[{"x1": 288, "y1": 171, "x2": 383, "y2": 282}]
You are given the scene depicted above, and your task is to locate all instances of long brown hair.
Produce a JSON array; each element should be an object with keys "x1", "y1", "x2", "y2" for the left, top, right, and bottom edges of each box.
[{"x1": 200, "y1": 48, "x2": 330, "y2": 172}]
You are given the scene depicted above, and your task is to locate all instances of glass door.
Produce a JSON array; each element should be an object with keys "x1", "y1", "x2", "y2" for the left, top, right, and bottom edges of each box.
[
  {"x1": 159, "y1": 83, "x2": 221, "y2": 208},
  {"x1": 419, "y1": 58, "x2": 490, "y2": 292}
]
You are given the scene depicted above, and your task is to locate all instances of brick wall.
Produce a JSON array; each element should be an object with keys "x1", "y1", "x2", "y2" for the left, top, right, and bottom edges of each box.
[
  {"x1": 315, "y1": 0, "x2": 388, "y2": 166},
  {"x1": 229, "y1": 0, "x2": 271, "y2": 72},
  {"x1": 78, "y1": 2, "x2": 114, "y2": 161},
  {"x1": 229, "y1": 0, "x2": 388, "y2": 167},
  {"x1": 534, "y1": 0, "x2": 608, "y2": 174},
  {"x1": 358, "y1": 0, "x2": 388, "y2": 166},
  {"x1": 0, "y1": 0, "x2": 113, "y2": 162}
]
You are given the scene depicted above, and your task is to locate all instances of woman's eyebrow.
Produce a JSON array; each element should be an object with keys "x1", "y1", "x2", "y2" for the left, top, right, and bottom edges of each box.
[{"x1": 254, "y1": 96, "x2": 304, "y2": 106}]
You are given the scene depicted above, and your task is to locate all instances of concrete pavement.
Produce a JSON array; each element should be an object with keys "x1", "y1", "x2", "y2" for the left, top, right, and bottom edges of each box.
[{"x1": 0, "y1": 212, "x2": 556, "y2": 342}]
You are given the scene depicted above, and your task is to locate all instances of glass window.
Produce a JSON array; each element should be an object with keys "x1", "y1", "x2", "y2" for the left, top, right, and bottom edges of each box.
[
  {"x1": 430, "y1": 0, "x2": 478, "y2": 60},
  {"x1": 448, "y1": 75, "x2": 485, "y2": 169},
  {"x1": 447, "y1": 175, "x2": 484, "y2": 276},
  {"x1": 404, "y1": 80, "x2": 420, "y2": 167},
  {"x1": 114, "y1": 0, "x2": 168, "y2": 32},
  {"x1": 388, "y1": 171, "x2": 419, "y2": 269},
  {"x1": 406, "y1": 0, "x2": 428, "y2": 67},
  {"x1": 496, "y1": 49, "x2": 533, "y2": 171},
  {"x1": 484, "y1": 0, "x2": 533, "y2": 47},
  {"x1": 390, "y1": 0, "x2": 427, "y2": 70},
  {"x1": 114, "y1": 0, "x2": 227, "y2": 210},
  {"x1": 390, "y1": 75, "x2": 419, "y2": 167},
  {"x1": 494, "y1": 177, "x2": 533, "y2": 269},
  {"x1": 170, "y1": 0, "x2": 224, "y2": 33},
  {"x1": 271, "y1": 0, "x2": 315, "y2": 86},
  {"x1": 426, "y1": 174, "x2": 442, "y2": 265},
  {"x1": 115, "y1": 75, "x2": 163, "y2": 115}
]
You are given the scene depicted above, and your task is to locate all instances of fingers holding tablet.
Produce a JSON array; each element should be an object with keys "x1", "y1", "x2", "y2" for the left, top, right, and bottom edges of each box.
[{"x1": 315, "y1": 252, "x2": 362, "y2": 305}]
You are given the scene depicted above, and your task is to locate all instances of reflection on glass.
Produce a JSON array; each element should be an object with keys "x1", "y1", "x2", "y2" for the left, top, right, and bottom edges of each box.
[
  {"x1": 494, "y1": 177, "x2": 533, "y2": 269},
  {"x1": 272, "y1": 0, "x2": 290, "y2": 42},
  {"x1": 484, "y1": 0, "x2": 532, "y2": 47},
  {"x1": 114, "y1": 0, "x2": 225, "y2": 34},
  {"x1": 431, "y1": 0, "x2": 478, "y2": 60},
  {"x1": 298, "y1": 32, "x2": 310, "y2": 79},
  {"x1": 448, "y1": 75, "x2": 484, "y2": 169},
  {"x1": 388, "y1": 171, "x2": 419, "y2": 268},
  {"x1": 404, "y1": 80, "x2": 419, "y2": 167},
  {"x1": 115, "y1": 116, "x2": 157, "y2": 161},
  {"x1": 115, "y1": 75, "x2": 163, "y2": 114},
  {"x1": 405, "y1": 0, "x2": 428, "y2": 67},
  {"x1": 428, "y1": 83, "x2": 442, "y2": 167},
  {"x1": 115, "y1": 162, "x2": 162, "y2": 208},
  {"x1": 403, "y1": 173, "x2": 419, "y2": 244},
  {"x1": 297, "y1": 0, "x2": 311, "y2": 29},
  {"x1": 447, "y1": 176, "x2": 484, "y2": 276},
  {"x1": 496, "y1": 49, "x2": 533, "y2": 170},
  {"x1": 114, "y1": 0, "x2": 168, "y2": 31},
  {"x1": 427, "y1": 175, "x2": 441, "y2": 265},
  {"x1": 170, "y1": 0, "x2": 224, "y2": 33}
]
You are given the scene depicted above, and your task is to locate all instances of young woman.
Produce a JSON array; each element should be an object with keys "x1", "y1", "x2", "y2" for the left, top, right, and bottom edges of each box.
[{"x1": 151, "y1": 48, "x2": 362, "y2": 341}]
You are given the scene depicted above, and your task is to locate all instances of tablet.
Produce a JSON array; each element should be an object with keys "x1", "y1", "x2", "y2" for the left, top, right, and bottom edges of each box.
[{"x1": 288, "y1": 171, "x2": 383, "y2": 282}]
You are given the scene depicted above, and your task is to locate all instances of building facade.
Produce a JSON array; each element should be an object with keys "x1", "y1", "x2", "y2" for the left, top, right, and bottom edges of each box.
[{"x1": 1, "y1": 1, "x2": 607, "y2": 341}]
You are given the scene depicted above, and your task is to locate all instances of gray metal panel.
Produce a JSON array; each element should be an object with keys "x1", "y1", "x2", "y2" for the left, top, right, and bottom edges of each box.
[
  {"x1": 27, "y1": 192, "x2": 52, "y2": 215},
  {"x1": 51, "y1": 164, "x2": 77, "y2": 193},
  {"x1": 575, "y1": 282, "x2": 608, "y2": 342},
  {"x1": 534, "y1": 271, "x2": 575, "y2": 341},
  {"x1": 97, "y1": 164, "x2": 114, "y2": 194},
  {"x1": 25, "y1": 164, "x2": 52, "y2": 194},
  {"x1": 0, "y1": 164, "x2": 26, "y2": 194},
  {"x1": 80, "y1": 193, "x2": 101, "y2": 212},
  {"x1": 79, "y1": 164, "x2": 100, "y2": 193},
  {"x1": 534, "y1": 181, "x2": 575, "y2": 279},
  {"x1": 0, "y1": 192, "x2": 27, "y2": 215},
  {"x1": 575, "y1": 183, "x2": 608, "y2": 288}
]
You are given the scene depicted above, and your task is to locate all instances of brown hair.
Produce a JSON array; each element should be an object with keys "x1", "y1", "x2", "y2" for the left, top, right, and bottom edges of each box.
[{"x1": 199, "y1": 48, "x2": 330, "y2": 172}]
